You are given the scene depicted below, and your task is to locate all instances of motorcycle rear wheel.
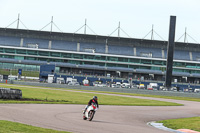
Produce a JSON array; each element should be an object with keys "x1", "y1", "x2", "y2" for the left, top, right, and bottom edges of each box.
[{"x1": 83, "y1": 115, "x2": 87, "y2": 120}]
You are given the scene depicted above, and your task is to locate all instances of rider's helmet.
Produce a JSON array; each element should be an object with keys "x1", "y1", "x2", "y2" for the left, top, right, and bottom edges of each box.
[{"x1": 93, "y1": 96, "x2": 98, "y2": 101}]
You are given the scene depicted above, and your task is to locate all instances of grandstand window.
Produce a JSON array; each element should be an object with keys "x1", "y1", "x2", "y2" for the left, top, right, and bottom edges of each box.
[
  {"x1": 118, "y1": 57, "x2": 128, "y2": 62},
  {"x1": 16, "y1": 50, "x2": 26, "y2": 54},
  {"x1": 63, "y1": 60, "x2": 69, "y2": 63},
  {"x1": 39, "y1": 51, "x2": 49, "y2": 56},
  {"x1": 196, "y1": 64, "x2": 200, "y2": 69},
  {"x1": 50, "y1": 52, "x2": 60, "y2": 57},
  {"x1": 107, "y1": 57, "x2": 118, "y2": 61},
  {"x1": 141, "y1": 59, "x2": 152, "y2": 64},
  {"x1": 84, "y1": 55, "x2": 94, "y2": 59},
  {"x1": 14, "y1": 64, "x2": 25, "y2": 70},
  {"x1": 190, "y1": 70, "x2": 198, "y2": 73},
  {"x1": 107, "y1": 63, "x2": 117, "y2": 67},
  {"x1": 5, "y1": 49, "x2": 15, "y2": 53},
  {"x1": 173, "y1": 62, "x2": 185, "y2": 67},
  {"x1": 3, "y1": 55, "x2": 14, "y2": 59},
  {"x1": 38, "y1": 58, "x2": 47, "y2": 61},
  {"x1": 152, "y1": 60, "x2": 163, "y2": 65},
  {"x1": 25, "y1": 57, "x2": 36, "y2": 60},
  {"x1": 129, "y1": 65, "x2": 135, "y2": 69},
  {"x1": 129, "y1": 65, "x2": 139, "y2": 69},
  {"x1": 26, "y1": 65, "x2": 35, "y2": 71},
  {"x1": 151, "y1": 66, "x2": 160, "y2": 70},
  {"x1": 184, "y1": 70, "x2": 190, "y2": 73},
  {"x1": 94, "y1": 55, "x2": 106, "y2": 61},
  {"x1": 27, "y1": 50, "x2": 38, "y2": 55},
  {"x1": 69, "y1": 60, "x2": 81, "y2": 65},
  {"x1": 129, "y1": 58, "x2": 140, "y2": 63},
  {"x1": 118, "y1": 64, "x2": 128, "y2": 68},
  {"x1": 94, "y1": 62, "x2": 105, "y2": 66},
  {"x1": 173, "y1": 69, "x2": 184, "y2": 72},
  {"x1": 196, "y1": 71, "x2": 200, "y2": 73},
  {"x1": 73, "y1": 54, "x2": 83, "y2": 59},
  {"x1": 0, "y1": 48, "x2": 3, "y2": 52},
  {"x1": 160, "y1": 67, "x2": 166, "y2": 72},
  {"x1": 55, "y1": 67, "x2": 60, "y2": 73},
  {"x1": 14, "y1": 56, "x2": 24, "y2": 60},
  {"x1": 139, "y1": 66, "x2": 151, "y2": 69},
  {"x1": 50, "y1": 59, "x2": 62, "y2": 62},
  {"x1": 186, "y1": 63, "x2": 196, "y2": 67},
  {"x1": 2, "y1": 63, "x2": 14, "y2": 69},
  {"x1": 62, "y1": 53, "x2": 71, "y2": 58},
  {"x1": 84, "y1": 62, "x2": 94, "y2": 65}
]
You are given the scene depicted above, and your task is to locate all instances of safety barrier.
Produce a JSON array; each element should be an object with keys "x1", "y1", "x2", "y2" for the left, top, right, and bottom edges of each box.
[{"x1": 0, "y1": 87, "x2": 22, "y2": 99}]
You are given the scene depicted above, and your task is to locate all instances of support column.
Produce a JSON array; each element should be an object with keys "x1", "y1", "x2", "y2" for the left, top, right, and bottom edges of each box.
[
  {"x1": 162, "y1": 49, "x2": 165, "y2": 59},
  {"x1": 105, "y1": 39, "x2": 108, "y2": 54},
  {"x1": 20, "y1": 38, "x2": 24, "y2": 47},
  {"x1": 48, "y1": 40, "x2": 52, "y2": 49},
  {"x1": 165, "y1": 16, "x2": 176, "y2": 89},
  {"x1": 77, "y1": 43, "x2": 80, "y2": 52},
  {"x1": 133, "y1": 47, "x2": 136, "y2": 56},
  {"x1": 189, "y1": 52, "x2": 193, "y2": 61}
]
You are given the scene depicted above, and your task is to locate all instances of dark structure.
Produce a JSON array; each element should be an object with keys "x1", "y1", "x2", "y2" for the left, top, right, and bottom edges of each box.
[
  {"x1": 40, "y1": 64, "x2": 55, "y2": 77},
  {"x1": 0, "y1": 88, "x2": 22, "y2": 99},
  {"x1": 165, "y1": 16, "x2": 176, "y2": 89}
]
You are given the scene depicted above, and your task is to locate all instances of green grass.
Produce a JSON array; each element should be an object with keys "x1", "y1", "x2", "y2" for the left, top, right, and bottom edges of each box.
[
  {"x1": 0, "y1": 69, "x2": 39, "y2": 77},
  {"x1": 3, "y1": 83, "x2": 200, "y2": 102},
  {"x1": 158, "y1": 117, "x2": 200, "y2": 132},
  {"x1": 97, "y1": 91, "x2": 200, "y2": 102},
  {"x1": 0, "y1": 120, "x2": 70, "y2": 133},
  {"x1": 55, "y1": 87, "x2": 200, "y2": 102},
  {"x1": 0, "y1": 84, "x2": 181, "y2": 106}
]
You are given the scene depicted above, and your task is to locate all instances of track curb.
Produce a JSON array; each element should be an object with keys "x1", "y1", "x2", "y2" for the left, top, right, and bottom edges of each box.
[{"x1": 148, "y1": 121, "x2": 185, "y2": 133}]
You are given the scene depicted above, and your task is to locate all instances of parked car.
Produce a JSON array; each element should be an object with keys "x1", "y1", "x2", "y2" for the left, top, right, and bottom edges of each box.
[
  {"x1": 194, "y1": 88, "x2": 200, "y2": 93},
  {"x1": 68, "y1": 82, "x2": 80, "y2": 86}
]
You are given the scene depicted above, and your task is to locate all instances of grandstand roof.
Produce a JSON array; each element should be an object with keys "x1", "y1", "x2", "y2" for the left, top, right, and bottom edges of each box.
[{"x1": 0, "y1": 27, "x2": 200, "y2": 51}]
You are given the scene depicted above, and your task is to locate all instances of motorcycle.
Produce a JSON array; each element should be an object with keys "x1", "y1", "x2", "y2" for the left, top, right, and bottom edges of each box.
[{"x1": 83, "y1": 103, "x2": 98, "y2": 121}]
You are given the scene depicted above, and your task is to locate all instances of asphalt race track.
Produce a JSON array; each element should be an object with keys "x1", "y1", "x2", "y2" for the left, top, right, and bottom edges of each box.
[{"x1": 0, "y1": 96, "x2": 200, "y2": 133}]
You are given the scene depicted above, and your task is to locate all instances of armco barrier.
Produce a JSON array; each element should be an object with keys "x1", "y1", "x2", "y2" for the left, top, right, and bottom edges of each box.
[{"x1": 0, "y1": 87, "x2": 22, "y2": 99}]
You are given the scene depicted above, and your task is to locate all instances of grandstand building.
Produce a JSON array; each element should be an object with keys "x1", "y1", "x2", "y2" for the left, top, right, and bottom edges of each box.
[{"x1": 0, "y1": 28, "x2": 200, "y2": 83}]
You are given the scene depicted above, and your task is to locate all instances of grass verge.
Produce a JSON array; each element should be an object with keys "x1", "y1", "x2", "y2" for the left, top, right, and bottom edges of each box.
[
  {"x1": 2, "y1": 84, "x2": 200, "y2": 102},
  {"x1": 158, "y1": 117, "x2": 200, "y2": 132},
  {"x1": 0, "y1": 120, "x2": 70, "y2": 133},
  {"x1": 0, "y1": 84, "x2": 181, "y2": 106},
  {"x1": 98, "y1": 91, "x2": 200, "y2": 102}
]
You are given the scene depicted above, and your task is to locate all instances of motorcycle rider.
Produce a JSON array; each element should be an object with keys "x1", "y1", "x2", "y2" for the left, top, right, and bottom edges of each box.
[{"x1": 83, "y1": 96, "x2": 99, "y2": 114}]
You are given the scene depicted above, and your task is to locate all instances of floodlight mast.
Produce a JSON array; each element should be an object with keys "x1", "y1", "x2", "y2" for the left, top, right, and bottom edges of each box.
[
  {"x1": 118, "y1": 22, "x2": 120, "y2": 37},
  {"x1": 151, "y1": 25, "x2": 154, "y2": 40},
  {"x1": 51, "y1": 16, "x2": 53, "y2": 33},
  {"x1": 17, "y1": 14, "x2": 20, "y2": 29},
  {"x1": 84, "y1": 19, "x2": 87, "y2": 34},
  {"x1": 184, "y1": 27, "x2": 187, "y2": 43}
]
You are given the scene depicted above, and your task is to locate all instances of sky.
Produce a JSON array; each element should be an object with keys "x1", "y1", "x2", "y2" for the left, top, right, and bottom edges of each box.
[{"x1": 0, "y1": 0, "x2": 200, "y2": 43}]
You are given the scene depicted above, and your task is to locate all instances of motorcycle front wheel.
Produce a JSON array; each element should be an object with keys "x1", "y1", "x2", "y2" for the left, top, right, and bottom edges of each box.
[{"x1": 88, "y1": 111, "x2": 95, "y2": 121}]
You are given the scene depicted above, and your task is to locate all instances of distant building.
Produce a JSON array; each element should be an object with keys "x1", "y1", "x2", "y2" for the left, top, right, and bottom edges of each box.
[{"x1": 0, "y1": 28, "x2": 200, "y2": 83}]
